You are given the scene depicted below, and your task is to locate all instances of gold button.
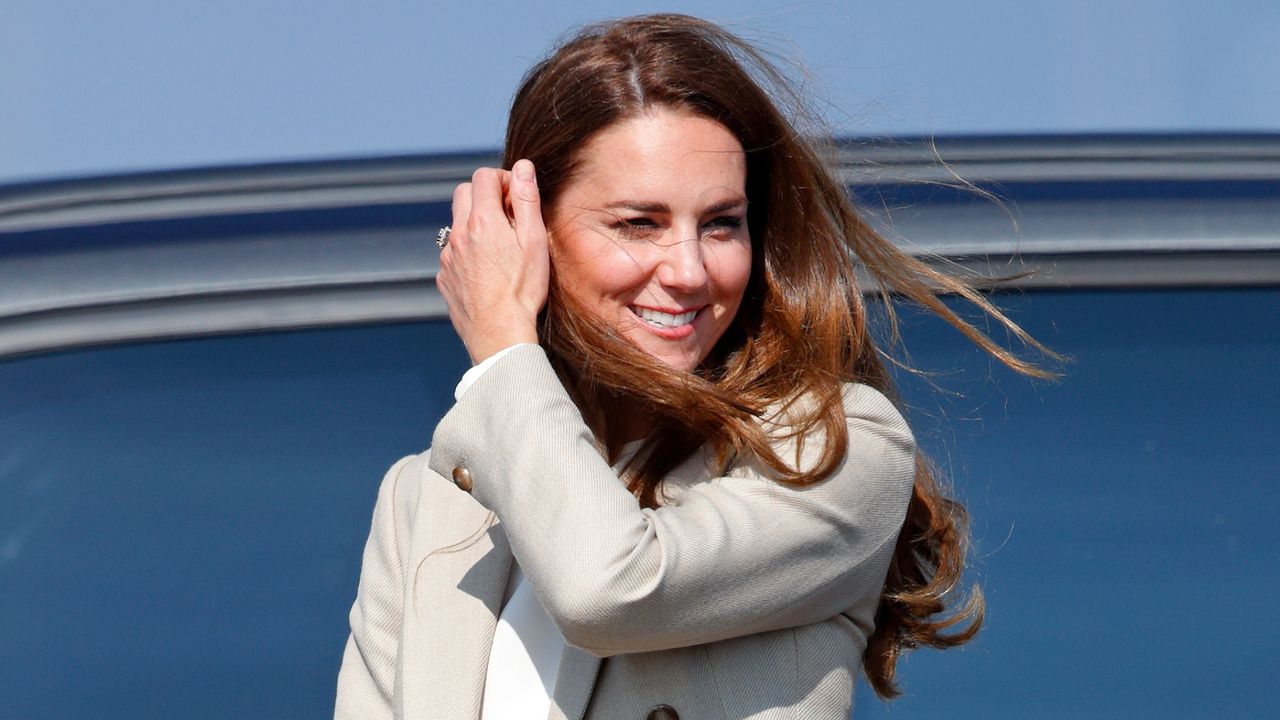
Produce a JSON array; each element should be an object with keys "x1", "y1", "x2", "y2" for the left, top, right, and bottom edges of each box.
[
  {"x1": 451, "y1": 466, "x2": 474, "y2": 492},
  {"x1": 646, "y1": 705, "x2": 679, "y2": 720}
]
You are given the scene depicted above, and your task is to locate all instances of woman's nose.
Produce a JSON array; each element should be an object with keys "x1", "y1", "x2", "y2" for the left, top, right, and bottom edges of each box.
[{"x1": 656, "y1": 235, "x2": 709, "y2": 292}]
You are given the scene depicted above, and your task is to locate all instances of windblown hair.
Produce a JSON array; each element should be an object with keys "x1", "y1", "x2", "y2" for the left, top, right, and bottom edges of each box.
[{"x1": 502, "y1": 13, "x2": 1053, "y2": 698}]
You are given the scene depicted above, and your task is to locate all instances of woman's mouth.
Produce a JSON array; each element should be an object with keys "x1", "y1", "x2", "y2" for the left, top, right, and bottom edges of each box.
[{"x1": 630, "y1": 306, "x2": 699, "y2": 329}]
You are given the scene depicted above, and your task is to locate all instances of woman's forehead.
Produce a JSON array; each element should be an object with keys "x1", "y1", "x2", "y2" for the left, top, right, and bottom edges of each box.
[{"x1": 562, "y1": 110, "x2": 747, "y2": 208}]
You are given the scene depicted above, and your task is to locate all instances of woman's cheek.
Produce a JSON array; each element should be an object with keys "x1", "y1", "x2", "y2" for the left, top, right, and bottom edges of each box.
[{"x1": 706, "y1": 237, "x2": 753, "y2": 291}]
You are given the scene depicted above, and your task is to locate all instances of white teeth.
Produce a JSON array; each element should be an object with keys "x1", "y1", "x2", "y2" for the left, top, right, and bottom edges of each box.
[{"x1": 633, "y1": 307, "x2": 697, "y2": 328}]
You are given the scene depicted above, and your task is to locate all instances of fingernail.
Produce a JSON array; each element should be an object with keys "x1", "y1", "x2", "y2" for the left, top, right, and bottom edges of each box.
[{"x1": 515, "y1": 160, "x2": 535, "y2": 184}]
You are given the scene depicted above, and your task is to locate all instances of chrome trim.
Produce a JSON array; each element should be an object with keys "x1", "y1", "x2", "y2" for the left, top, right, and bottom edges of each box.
[
  {"x1": 836, "y1": 134, "x2": 1280, "y2": 184},
  {"x1": 0, "y1": 153, "x2": 497, "y2": 234},
  {"x1": 859, "y1": 196, "x2": 1280, "y2": 256},
  {"x1": 0, "y1": 281, "x2": 445, "y2": 360},
  {"x1": 926, "y1": 251, "x2": 1280, "y2": 289},
  {"x1": 2, "y1": 135, "x2": 1277, "y2": 360}
]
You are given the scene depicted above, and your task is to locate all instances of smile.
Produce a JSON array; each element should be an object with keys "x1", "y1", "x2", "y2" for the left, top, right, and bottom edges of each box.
[{"x1": 630, "y1": 306, "x2": 699, "y2": 329}]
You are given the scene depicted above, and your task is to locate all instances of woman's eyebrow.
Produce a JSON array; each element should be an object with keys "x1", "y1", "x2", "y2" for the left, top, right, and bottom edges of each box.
[
  {"x1": 602, "y1": 198, "x2": 747, "y2": 214},
  {"x1": 603, "y1": 200, "x2": 669, "y2": 213},
  {"x1": 705, "y1": 198, "x2": 747, "y2": 214}
]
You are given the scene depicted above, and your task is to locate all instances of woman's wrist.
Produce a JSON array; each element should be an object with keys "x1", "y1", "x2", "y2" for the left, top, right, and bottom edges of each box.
[{"x1": 464, "y1": 323, "x2": 539, "y2": 365}]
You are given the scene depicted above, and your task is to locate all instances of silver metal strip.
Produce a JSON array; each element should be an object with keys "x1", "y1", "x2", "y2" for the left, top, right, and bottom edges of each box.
[
  {"x1": 2, "y1": 135, "x2": 1278, "y2": 360},
  {"x1": 0, "y1": 281, "x2": 446, "y2": 360}
]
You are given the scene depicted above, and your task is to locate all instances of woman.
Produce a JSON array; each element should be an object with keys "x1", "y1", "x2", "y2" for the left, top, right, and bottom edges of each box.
[{"x1": 336, "y1": 13, "x2": 1050, "y2": 720}]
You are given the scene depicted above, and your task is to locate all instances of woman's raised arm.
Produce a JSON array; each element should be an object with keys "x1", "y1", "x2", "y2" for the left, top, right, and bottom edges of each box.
[{"x1": 426, "y1": 345, "x2": 916, "y2": 657}]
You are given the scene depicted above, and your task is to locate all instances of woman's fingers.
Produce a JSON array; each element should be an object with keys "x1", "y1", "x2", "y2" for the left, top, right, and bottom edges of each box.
[
  {"x1": 467, "y1": 167, "x2": 509, "y2": 239},
  {"x1": 509, "y1": 159, "x2": 544, "y2": 250},
  {"x1": 508, "y1": 160, "x2": 550, "y2": 318},
  {"x1": 450, "y1": 181, "x2": 473, "y2": 235},
  {"x1": 438, "y1": 163, "x2": 548, "y2": 363}
]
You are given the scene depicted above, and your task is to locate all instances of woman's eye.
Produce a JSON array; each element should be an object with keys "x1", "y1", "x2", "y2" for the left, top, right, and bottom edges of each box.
[
  {"x1": 702, "y1": 215, "x2": 744, "y2": 237},
  {"x1": 613, "y1": 217, "x2": 661, "y2": 240}
]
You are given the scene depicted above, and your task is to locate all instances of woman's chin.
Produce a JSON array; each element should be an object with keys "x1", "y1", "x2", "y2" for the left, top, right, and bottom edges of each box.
[{"x1": 630, "y1": 340, "x2": 699, "y2": 374}]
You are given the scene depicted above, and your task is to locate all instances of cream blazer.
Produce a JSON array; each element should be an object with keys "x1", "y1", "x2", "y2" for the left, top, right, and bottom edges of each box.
[{"x1": 335, "y1": 345, "x2": 916, "y2": 720}]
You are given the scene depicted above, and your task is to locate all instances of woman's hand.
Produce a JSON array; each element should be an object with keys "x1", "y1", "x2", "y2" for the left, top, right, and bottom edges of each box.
[{"x1": 436, "y1": 159, "x2": 550, "y2": 363}]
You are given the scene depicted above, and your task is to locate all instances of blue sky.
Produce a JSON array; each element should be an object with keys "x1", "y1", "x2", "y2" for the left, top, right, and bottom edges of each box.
[{"x1": 2, "y1": 0, "x2": 1277, "y2": 183}]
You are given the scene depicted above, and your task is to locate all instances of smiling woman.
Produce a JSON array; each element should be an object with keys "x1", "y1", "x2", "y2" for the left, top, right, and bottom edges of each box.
[
  {"x1": 548, "y1": 110, "x2": 752, "y2": 378},
  {"x1": 335, "y1": 13, "x2": 1053, "y2": 720},
  {"x1": 2, "y1": 137, "x2": 1275, "y2": 719}
]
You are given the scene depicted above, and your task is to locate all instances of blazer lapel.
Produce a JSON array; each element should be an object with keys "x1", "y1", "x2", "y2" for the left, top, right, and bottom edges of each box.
[
  {"x1": 404, "y1": 465, "x2": 513, "y2": 720},
  {"x1": 547, "y1": 646, "x2": 602, "y2": 720}
]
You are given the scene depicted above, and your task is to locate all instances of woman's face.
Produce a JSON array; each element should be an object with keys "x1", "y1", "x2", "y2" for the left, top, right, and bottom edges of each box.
[{"x1": 547, "y1": 109, "x2": 752, "y2": 373}]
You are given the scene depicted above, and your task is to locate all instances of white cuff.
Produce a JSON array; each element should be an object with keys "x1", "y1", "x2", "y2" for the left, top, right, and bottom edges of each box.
[{"x1": 454, "y1": 344, "x2": 537, "y2": 401}]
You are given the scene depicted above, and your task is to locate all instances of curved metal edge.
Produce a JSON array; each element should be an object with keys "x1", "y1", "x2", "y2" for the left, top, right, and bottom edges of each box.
[
  {"x1": 3, "y1": 135, "x2": 1279, "y2": 361},
  {"x1": 835, "y1": 133, "x2": 1280, "y2": 184},
  {"x1": 6, "y1": 134, "x2": 1280, "y2": 234},
  {"x1": 930, "y1": 251, "x2": 1280, "y2": 290},
  {"x1": 6, "y1": 251, "x2": 1279, "y2": 362},
  {"x1": 0, "y1": 281, "x2": 447, "y2": 362},
  {"x1": 0, "y1": 151, "x2": 500, "y2": 233}
]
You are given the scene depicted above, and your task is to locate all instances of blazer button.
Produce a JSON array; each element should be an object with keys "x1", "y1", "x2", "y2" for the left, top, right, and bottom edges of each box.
[
  {"x1": 646, "y1": 705, "x2": 679, "y2": 720},
  {"x1": 451, "y1": 466, "x2": 474, "y2": 492}
]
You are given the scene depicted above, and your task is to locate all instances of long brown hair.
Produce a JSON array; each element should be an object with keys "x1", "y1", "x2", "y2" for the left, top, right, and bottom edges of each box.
[{"x1": 502, "y1": 13, "x2": 1055, "y2": 698}]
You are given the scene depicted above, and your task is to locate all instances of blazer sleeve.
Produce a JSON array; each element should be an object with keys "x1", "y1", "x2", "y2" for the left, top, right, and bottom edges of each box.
[
  {"x1": 427, "y1": 344, "x2": 916, "y2": 657},
  {"x1": 334, "y1": 455, "x2": 415, "y2": 719}
]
